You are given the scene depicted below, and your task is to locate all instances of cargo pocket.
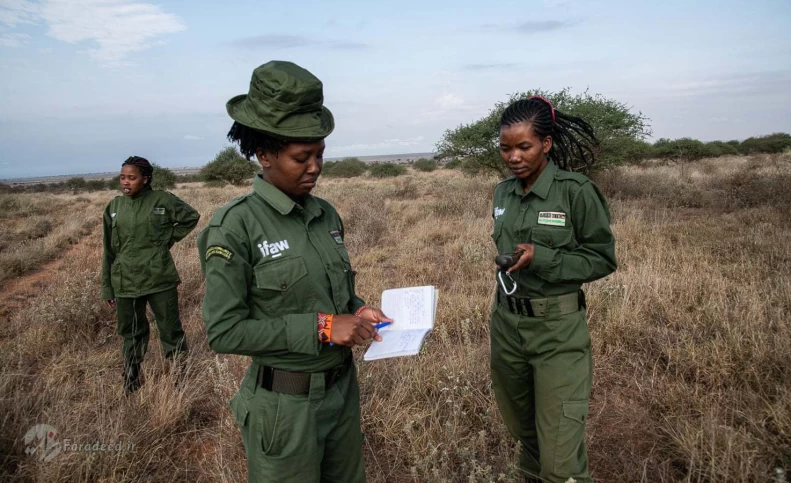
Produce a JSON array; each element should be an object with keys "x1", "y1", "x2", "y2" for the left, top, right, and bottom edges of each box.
[
  {"x1": 253, "y1": 256, "x2": 313, "y2": 313},
  {"x1": 531, "y1": 226, "x2": 573, "y2": 250},
  {"x1": 335, "y1": 246, "x2": 356, "y2": 304},
  {"x1": 554, "y1": 400, "x2": 589, "y2": 475},
  {"x1": 257, "y1": 392, "x2": 284, "y2": 456}
]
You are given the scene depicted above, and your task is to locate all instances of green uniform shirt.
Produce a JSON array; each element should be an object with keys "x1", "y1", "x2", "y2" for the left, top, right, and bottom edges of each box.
[
  {"x1": 101, "y1": 186, "x2": 200, "y2": 300},
  {"x1": 197, "y1": 175, "x2": 366, "y2": 373},
  {"x1": 492, "y1": 162, "x2": 617, "y2": 298}
]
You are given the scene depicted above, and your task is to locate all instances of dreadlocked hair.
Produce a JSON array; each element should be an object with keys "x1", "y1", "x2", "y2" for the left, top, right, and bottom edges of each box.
[
  {"x1": 228, "y1": 122, "x2": 312, "y2": 159},
  {"x1": 122, "y1": 156, "x2": 153, "y2": 184},
  {"x1": 500, "y1": 97, "x2": 599, "y2": 172}
]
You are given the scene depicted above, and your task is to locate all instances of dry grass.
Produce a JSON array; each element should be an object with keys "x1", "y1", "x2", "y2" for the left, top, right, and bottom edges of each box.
[{"x1": 1, "y1": 157, "x2": 789, "y2": 482}]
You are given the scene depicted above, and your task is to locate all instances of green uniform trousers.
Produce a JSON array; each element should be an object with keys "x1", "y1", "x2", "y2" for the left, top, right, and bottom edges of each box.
[
  {"x1": 115, "y1": 287, "x2": 188, "y2": 366},
  {"x1": 230, "y1": 362, "x2": 365, "y2": 483},
  {"x1": 490, "y1": 296, "x2": 592, "y2": 483}
]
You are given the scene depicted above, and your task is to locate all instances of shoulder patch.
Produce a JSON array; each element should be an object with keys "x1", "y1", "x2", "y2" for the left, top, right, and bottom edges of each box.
[
  {"x1": 209, "y1": 195, "x2": 251, "y2": 227},
  {"x1": 554, "y1": 170, "x2": 590, "y2": 184},
  {"x1": 205, "y1": 245, "x2": 234, "y2": 262}
]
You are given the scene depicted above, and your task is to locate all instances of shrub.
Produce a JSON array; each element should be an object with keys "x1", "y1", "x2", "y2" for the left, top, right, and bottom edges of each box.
[
  {"x1": 412, "y1": 158, "x2": 437, "y2": 172},
  {"x1": 152, "y1": 164, "x2": 177, "y2": 190},
  {"x1": 443, "y1": 159, "x2": 463, "y2": 170},
  {"x1": 65, "y1": 177, "x2": 87, "y2": 192},
  {"x1": 201, "y1": 147, "x2": 259, "y2": 186},
  {"x1": 740, "y1": 133, "x2": 791, "y2": 154},
  {"x1": 323, "y1": 157, "x2": 368, "y2": 178},
  {"x1": 370, "y1": 163, "x2": 407, "y2": 178},
  {"x1": 653, "y1": 138, "x2": 711, "y2": 161},
  {"x1": 85, "y1": 180, "x2": 107, "y2": 191},
  {"x1": 107, "y1": 175, "x2": 120, "y2": 191}
]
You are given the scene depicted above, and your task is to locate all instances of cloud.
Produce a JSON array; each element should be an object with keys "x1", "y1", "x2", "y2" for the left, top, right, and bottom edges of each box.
[
  {"x1": 0, "y1": 31, "x2": 29, "y2": 46},
  {"x1": 231, "y1": 34, "x2": 370, "y2": 51},
  {"x1": 460, "y1": 63, "x2": 518, "y2": 71},
  {"x1": 183, "y1": 134, "x2": 201, "y2": 140},
  {"x1": 0, "y1": 0, "x2": 39, "y2": 27},
  {"x1": 435, "y1": 93, "x2": 465, "y2": 110},
  {"x1": 480, "y1": 19, "x2": 576, "y2": 34},
  {"x1": 657, "y1": 70, "x2": 791, "y2": 99},
  {"x1": 0, "y1": 0, "x2": 185, "y2": 63}
]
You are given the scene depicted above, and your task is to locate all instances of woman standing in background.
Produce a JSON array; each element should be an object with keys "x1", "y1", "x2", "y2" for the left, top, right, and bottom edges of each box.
[
  {"x1": 101, "y1": 156, "x2": 200, "y2": 395},
  {"x1": 490, "y1": 96, "x2": 617, "y2": 483}
]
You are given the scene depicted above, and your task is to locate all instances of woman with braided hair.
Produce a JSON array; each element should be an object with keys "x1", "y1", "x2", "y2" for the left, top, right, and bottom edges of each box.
[
  {"x1": 489, "y1": 96, "x2": 617, "y2": 482},
  {"x1": 101, "y1": 156, "x2": 200, "y2": 394}
]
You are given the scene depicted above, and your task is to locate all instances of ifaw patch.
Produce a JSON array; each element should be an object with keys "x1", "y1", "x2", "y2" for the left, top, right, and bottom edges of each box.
[
  {"x1": 329, "y1": 229, "x2": 343, "y2": 244},
  {"x1": 153, "y1": 207, "x2": 166, "y2": 215},
  {"x1": 537, "y1": 211, "x2": 566, "y2": 226},
  {"x1": 205, "y1": 245, "x2": 233, "y2": 262}
]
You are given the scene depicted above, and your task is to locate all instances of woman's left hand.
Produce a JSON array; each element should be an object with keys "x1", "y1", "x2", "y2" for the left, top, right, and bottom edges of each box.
[{"x1": 507, "y1": 243, "x2": 535, "y2": 273}]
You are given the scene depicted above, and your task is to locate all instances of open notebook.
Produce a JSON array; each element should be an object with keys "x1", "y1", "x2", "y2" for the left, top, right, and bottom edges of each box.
[{"x1": 363, "y1": 285, "x2": 439, "y2": 361}]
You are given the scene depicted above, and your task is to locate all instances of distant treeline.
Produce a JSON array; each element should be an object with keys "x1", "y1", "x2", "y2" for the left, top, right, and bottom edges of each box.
[{"x1": 2, "y1": 132, "x2": 788, "y2": 195}]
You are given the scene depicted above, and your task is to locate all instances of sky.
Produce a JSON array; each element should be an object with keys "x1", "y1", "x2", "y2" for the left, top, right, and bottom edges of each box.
[{"x1": 1, "y1": 0, "x2": 790, "y2": 179}]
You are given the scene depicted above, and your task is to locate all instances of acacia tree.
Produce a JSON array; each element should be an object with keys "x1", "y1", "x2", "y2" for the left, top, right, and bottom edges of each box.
[
  {"x1": 436, "y1": 89, "x2": 651, "y2": 176},
  {"x1": 201, "y1": 147, "x2": 259, "y2": 186}
]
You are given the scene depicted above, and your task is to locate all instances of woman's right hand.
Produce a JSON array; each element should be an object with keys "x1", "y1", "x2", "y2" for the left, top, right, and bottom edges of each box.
[
  {"x1": 105, "y1": 299, "x2": 116, "y2": 309},
  {"x1": 331, "y1": 315, "x2": 378, "y2": 347}
]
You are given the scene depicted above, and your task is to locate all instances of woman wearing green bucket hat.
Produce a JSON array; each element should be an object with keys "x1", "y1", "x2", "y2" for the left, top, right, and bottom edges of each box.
[{"x1": 198, "y1": 61, "x2": 391, "y2": 483}]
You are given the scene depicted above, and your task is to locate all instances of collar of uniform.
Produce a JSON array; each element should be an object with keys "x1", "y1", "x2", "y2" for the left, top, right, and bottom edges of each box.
[
  {"x1": 130, "y1": 184, "x2": 152, "y2": 200},
  {"x1": 512, "y1": 161, "x2": 557, "y2": 199},
  {"x1": 253, "y1": 174, "x2": 323, "y2": 218}
]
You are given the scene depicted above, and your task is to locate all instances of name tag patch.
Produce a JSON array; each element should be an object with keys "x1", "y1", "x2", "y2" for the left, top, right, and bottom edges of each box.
[
  {"x1": 329, "y1": 229, "x2": 343, "y2": 244},
  {"x1": 206, "y1": 245, "x2": 233, "y2": 262},
  {"x1": 153, "y1": 207, "x2": 166, "y2": 215},
  {"x1": 537, "y1": 212, "x2": 566, "y2": 226}
]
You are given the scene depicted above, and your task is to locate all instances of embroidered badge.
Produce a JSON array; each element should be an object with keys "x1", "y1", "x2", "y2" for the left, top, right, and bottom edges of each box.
[
  {"x1": 205, "y1": 245, "x2": 234, "y2": 262},
  {"x1": 111, "y1": 212, "x2": 116, "y2": 218},
  {"x1": 153, "y1": 207, "x2": 165, "y2": 215},
  {"x1": 537, "y1": 212, "x2": 566, "y2": 226},
  {"x1": 329, "y1": 229, "x2": 343, "y2": 244},
  {"x1": 494, "y1": 207, "x2": 505, "y2": 219}
]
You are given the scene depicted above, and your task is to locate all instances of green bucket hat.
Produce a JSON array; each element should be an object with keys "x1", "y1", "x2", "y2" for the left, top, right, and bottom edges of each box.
[{"x1": 226, "y1": 60, "x2": 335, "y2": 139}]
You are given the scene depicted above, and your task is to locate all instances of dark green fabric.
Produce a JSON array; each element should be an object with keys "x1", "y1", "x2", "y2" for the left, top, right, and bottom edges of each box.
[
  {"x1": 490, "y1": 162, "x2": 616, "y2": 481},
  {"x1": 101, "y1": 187, "x2": 200, "y2": 300},
  {"x1": 226, "y1": 61, "x2": 335, "y2": 139},
  {"x1": 197, "y1": 175, "x2": 366, "y2": 373},
  {"x1": 230, "y1": 363, "x2": 365, "y2": 482},
  {"x1": 116, "y1": 287, "x2": 188, "y2": 365},
  {"x1": 491, "y1": 300, "x2": 592, "y2": 482},
  {"x1": 491, "y1": 162, "x2": 617, "y2": 298}
]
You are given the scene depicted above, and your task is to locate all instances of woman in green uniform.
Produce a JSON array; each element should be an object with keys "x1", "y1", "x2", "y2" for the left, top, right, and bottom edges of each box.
[
  {"x1": 490, "y1": 97, "x2": 617, "y2": 483},
  {"x1": 198, "y1": 61, "x2": 391, "y2": 483},
  {"x1": 101, "y1": 156, "x2": 200, "y2": 394}
]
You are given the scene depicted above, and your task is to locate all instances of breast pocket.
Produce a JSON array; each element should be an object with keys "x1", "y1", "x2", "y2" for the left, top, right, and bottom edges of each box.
[
  {"x1": 253, "y1": 256, "x2": 315, "y2": 314},
  {"x1": 531, "y1": 226, "x2": 574, "y2": 250},
  {"x1": 149, "y1": 214, "x2": 172, "y2": 245}
]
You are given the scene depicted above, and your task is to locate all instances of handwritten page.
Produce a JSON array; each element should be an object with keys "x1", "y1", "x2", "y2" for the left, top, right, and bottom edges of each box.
[{"x1": 364, "y1": 286, "x2": 438, "y2": 361}]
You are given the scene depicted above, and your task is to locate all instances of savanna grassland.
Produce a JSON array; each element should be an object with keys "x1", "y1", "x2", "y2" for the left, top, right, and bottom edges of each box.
[{"x1": 1, "y1": 154, "x2": 789, "y2": 482}]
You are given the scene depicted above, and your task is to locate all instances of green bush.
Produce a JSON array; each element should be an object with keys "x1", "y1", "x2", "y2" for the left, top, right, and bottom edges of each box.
[
  {"x1": 370, "y1": 163, "x2": 407, "y2": 178},
  {"x1": 107, "y1": 175, "x2": 120, "y2": 191},
  {"x1": 653, "y1": 138, "x2": 712, "y2": 161},
  {"x1": 323, "y1": 157, "x2": 368, "y2": 178},
  {"x1": 443, "y1": 159, "x2": 463, "y2": 169},
  {"x1": 704, "y1": 141, "x2": 740, "y2": 157},
  {"x1": 65, "y1": 177, "x2": 87, "y2": 192},
  {"x1": 740, "y1": 133, "x2": 791, "y2": 154},
  {"x1": 412, "y1": 158, "x2": 437, "y2": 172},
  {"x1": 85, "y1": 180, "x2": 106, "y2": 191},
  {"x1": 152, "y1": 164, "x2": 176, "y2": 190},
  {"x1": 201, "y1": 147, "x2": 259, "y2": 186}
]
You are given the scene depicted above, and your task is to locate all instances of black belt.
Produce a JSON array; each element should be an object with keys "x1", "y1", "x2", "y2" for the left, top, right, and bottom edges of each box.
[
  {"x1": 502, "y1": 290, "x2": 585, "y2": 317},
  {"x1": 256, "y1": 357, "x2": 351, "y2": 395}
]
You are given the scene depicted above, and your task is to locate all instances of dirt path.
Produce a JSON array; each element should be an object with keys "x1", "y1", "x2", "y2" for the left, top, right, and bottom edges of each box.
[{"x1": 0, "y1": 231, "x2": 97, "y2": 319}]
